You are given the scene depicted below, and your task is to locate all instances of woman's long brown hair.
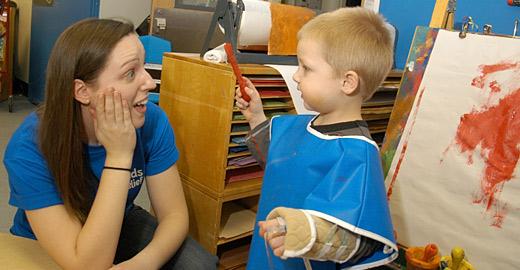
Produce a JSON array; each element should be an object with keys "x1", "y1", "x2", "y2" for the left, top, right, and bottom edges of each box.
[{"x1": 38, "y1": 19, "x2": 134, "y2": 224}]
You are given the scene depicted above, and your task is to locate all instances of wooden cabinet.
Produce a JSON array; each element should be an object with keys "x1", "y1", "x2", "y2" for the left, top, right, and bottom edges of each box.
[
  {"x1": 159, "y1": 53, "x2": 402, "y2": 269},
  {"x1": 159, "y1": 53, "x2": 295, "y2": 269}
]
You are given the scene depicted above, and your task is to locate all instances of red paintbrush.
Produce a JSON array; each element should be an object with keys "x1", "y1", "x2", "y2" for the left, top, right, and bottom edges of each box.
[{"x1": 224, "y1": 43, "x2": 250, "y2": 102}]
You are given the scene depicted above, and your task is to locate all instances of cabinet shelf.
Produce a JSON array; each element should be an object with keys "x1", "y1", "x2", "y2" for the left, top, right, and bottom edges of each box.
[
  {"x1": 226, "y1": 163, "x2": 259, "y2": 170},
  {"x1": 228, "y1": 142, "x2": 244, "y2": 147},
  {"x1": 231, "y1": 120, "x2": 249, "y2": 124},
  {"x1": 218, "y1": 231, "x2": 253, "y2": 246},
  {"x1": 222, "y1": 178, "x2": 263, "y2": 201},
  {"x1": 227, "y1": 152, "x2": 251, "y2": 159},
  {"x1": 230, "y1": 131, "x2": 249, "y2": 136}
]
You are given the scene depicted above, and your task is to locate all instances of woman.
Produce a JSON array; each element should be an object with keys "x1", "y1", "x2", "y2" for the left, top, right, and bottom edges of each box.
[{"x1": 3, "y1": 18, "x2": 217, "y2": 269}]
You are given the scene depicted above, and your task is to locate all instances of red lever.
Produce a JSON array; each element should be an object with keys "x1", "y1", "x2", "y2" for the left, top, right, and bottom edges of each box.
[{"x1": 224, "y1": 43, "x2": 250, "y2": 102}]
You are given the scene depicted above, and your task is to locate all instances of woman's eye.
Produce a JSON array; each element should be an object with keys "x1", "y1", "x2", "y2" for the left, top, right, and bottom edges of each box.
[{"x1": 125, "y1": 70, "x2": 135, "y2": 80}]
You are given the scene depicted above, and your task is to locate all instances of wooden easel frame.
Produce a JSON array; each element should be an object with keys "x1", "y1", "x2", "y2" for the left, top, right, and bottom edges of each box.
[{"x1": 429, "y1": 0, "x2": 456, "y2": 30}]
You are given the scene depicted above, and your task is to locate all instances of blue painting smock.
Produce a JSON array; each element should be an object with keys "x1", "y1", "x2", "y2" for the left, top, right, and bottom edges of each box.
[{"x1": 247, "y1": 115, "x2": 398, "y2": 269}]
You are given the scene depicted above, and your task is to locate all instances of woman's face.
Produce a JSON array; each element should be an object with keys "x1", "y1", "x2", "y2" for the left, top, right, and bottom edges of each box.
[{"x1": 89, "y1": 34, "x2": 155, "y2": 129}]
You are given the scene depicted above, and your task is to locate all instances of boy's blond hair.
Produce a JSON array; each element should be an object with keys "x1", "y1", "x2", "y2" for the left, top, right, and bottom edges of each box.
[{"x1": 298, "y1": 7, "x2": 393, "y2": 101}]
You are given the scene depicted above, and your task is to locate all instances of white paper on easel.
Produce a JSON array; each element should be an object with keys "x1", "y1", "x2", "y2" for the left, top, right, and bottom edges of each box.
[
  {"x1": 266, "y1": 64, "x2": 318, "y2": 115},
  {"x1": 385, "y1": 30, "x2": 520, "y2": 270}
]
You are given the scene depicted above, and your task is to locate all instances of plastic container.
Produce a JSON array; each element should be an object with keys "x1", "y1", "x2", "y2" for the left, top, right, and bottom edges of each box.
[{"x1": 405, "y1": 244, "x2": 441, "y2": 270}]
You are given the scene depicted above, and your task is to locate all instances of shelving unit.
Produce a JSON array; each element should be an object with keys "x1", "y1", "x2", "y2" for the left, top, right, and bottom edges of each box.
[
  {"x1": 0, "y1": 0, "x2": 14, "y2": 111},
  {"x1": 159, "y1": 54, "x2": 295, "y2": 269},
  {"x1": 159, "y1": 53, "x2": 402, "y2": 269},
  {"x1": 364, "y1": 70, "x2": 403, "y2": 146}
]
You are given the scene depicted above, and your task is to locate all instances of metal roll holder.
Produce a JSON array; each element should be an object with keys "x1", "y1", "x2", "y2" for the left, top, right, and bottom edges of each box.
[{"x1": 200, "y1": 0, "x2": 297, "y2": 65}]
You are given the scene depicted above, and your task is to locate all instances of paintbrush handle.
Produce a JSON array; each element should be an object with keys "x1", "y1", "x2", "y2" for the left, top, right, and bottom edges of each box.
[{"x1": 224, "y1": 43, "x2": 250, "y2": 102}]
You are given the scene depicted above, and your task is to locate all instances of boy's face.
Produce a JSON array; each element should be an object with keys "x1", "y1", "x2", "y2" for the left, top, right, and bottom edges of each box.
[{"x1": 292, "y1": 38, "x2": 344, "y2": 113}]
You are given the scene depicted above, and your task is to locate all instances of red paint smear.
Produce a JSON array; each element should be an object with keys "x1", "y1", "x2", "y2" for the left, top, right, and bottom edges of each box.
[
  {"x1": 489, "y1": 81, "x2": 501, "y2": 93},
  {"x1": 455, "y1": 88, "x2": 520, "y2": 227},
  {"x1": 387, "y1": 87, "x2": 427, "y2": 199},
  {"x1": 471, "y1": 62, "x2": 518, "y2": 89}
]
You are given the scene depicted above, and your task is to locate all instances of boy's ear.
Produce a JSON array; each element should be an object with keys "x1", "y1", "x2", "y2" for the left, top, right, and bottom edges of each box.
[
  {"x1": 340, "y1": 71, "x2": 359, "y2": 95},
  {"x1": 73, "y1": 79, "x2": 91, "y2": 105}
]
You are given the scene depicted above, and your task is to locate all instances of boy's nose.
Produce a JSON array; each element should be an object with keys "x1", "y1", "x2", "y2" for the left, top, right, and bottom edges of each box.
[{"x1": 292, "y1": 70, "x2": 300, "y2": 84}]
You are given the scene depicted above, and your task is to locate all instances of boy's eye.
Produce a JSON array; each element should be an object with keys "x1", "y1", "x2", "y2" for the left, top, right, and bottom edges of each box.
[{"x1": 125, "y1": 70, "x2": 135, "y2": 80}]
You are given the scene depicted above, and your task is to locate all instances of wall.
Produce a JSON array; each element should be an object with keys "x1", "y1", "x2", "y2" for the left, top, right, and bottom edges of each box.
[
  {"x1": 99, "y1": 0, "x2": 151, "y2": 29},
  {"x1": 29, "y1": 0, "x2": 100, "y2": 103},
  {"x1": 13, "y1": 0, "x2": 32, "y2": 83},
  {"x1": 380, "y1": 0, "x2": 520, "y2": 69}
]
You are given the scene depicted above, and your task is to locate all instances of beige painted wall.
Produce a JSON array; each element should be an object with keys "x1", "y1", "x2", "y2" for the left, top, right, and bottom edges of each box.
[
  {"x1": 13, "y1": 0, "x2": 32, "y2": 83},
  {"x1": 99, "y1": 0, "x2": 151, "y2": 29}
]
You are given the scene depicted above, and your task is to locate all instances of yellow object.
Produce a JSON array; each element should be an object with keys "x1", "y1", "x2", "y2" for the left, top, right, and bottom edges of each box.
[{"x1": 440, "y1": 247, "x2": 475, "y2": 270}]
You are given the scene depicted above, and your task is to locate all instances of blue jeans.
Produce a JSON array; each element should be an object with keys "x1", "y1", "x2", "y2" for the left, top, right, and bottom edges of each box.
[{"x1": 114, "y1": 205, "x2": 218, "y2": 270}]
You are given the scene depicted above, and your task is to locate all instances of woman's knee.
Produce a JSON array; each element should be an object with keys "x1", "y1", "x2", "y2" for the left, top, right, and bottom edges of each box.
[{"x1": 163, "y1": 236, "x2": 218, "y2": 270}]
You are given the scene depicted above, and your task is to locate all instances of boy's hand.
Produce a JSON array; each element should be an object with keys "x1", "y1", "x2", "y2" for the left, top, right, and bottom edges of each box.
[
  {"x1": 234, "y1": 77, "x2": 266, "y2": 130},
  {"x1": 259, "y1": 219, "x2": 286, "y2": 257}
]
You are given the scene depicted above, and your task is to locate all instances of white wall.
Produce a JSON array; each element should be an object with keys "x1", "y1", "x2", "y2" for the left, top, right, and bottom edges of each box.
[
  {"x1": 99, "y1": 0, "x2": 151, "y2": 29},
  {"x1": 13, "y1": 0, "x2": 32, "y2": 83}
]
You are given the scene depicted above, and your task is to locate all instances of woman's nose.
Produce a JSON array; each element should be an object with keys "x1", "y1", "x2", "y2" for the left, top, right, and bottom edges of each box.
[{"x1": 142, "y1": 71, "x2": 155, "y2": 91}]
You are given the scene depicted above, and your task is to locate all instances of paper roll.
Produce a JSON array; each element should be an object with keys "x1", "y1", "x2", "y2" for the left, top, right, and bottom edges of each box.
[
  {"x1": 238, "y1": 0, "x2": 271, "y2": 46},
  {"x1": 203, "y1": 44, "x2": 227, "y2": 63},
  {"x1": 219, "y1": 0, "x2": 272, "y2": 46}
]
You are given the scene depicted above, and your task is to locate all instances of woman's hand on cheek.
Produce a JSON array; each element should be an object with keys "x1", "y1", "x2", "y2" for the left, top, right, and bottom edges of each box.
[{"x1": 93, "y1": 88, "x2": 136, "y2": 161}]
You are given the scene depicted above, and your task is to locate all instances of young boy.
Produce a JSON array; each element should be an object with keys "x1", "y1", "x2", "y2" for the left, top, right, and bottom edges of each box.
[{"x1": 234, "y1": 7, "x2": 398, "y2": 270}]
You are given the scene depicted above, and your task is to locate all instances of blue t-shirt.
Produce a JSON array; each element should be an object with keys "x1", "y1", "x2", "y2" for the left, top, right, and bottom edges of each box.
[{"x1": 4, "y1": 102, "x2": 179, "y2": 240}]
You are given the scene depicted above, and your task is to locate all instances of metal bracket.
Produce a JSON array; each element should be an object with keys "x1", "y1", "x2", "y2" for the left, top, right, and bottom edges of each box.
[{"x1": 200, "y1": 0, "x2": 297, "y2": 65}]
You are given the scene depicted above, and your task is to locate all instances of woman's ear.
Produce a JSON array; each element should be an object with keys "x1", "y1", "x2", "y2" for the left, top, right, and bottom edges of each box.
[
  {"x1": 73, "y1": 79, "x2": 91, "y2": 105},
  {"x1": 341, "y1": 71, "x2": 359, "y2": 95}
]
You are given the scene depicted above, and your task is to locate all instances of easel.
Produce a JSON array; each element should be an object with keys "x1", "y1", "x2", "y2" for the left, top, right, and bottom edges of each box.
[
  {"x1": 382, "y1": 2, "x2": 459, "y2": 268},
  {"x1": 382, "y1": 1, "x2": 520, "y2": 269},
  {"x1": 200, "y1": 0, "x2": 297, "y2": 65},
  {"x1": 429, "y1": 0, "x2": 456, "y2": 30}
]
